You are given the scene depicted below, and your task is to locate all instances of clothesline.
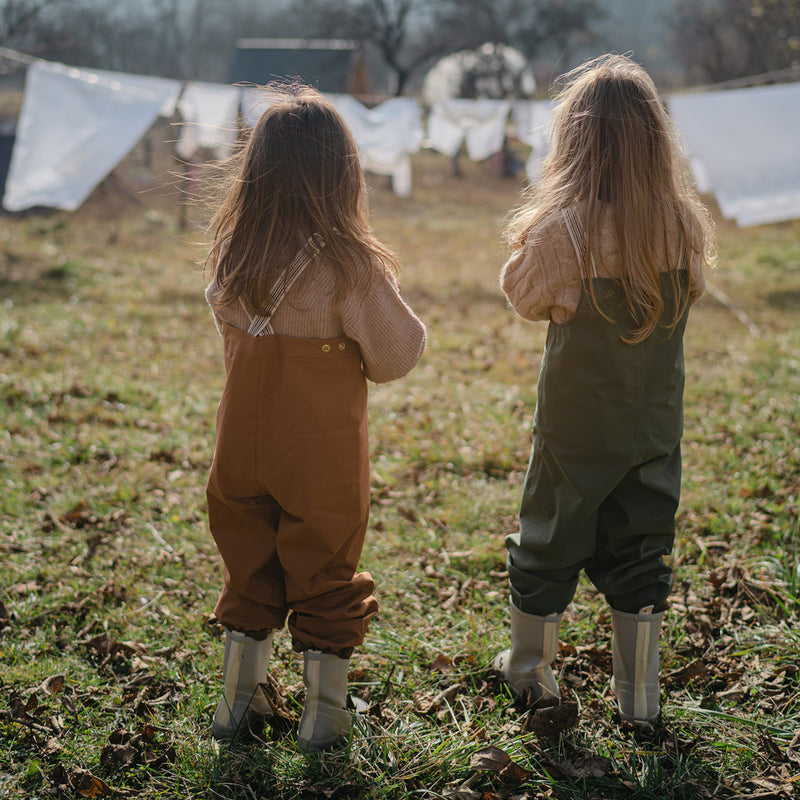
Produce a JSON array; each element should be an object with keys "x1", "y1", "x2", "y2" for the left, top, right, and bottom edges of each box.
[
  {"x1": 2, "y1": 47, "x2": 799, "y2": 227},
  {"x1": 0, "y1": 50, "x2": 531, "y2": 209}
]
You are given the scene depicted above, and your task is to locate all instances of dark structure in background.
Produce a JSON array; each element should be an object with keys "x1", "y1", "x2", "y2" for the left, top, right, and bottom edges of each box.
[{"x1": 229, "y1": 38, "x2": 373, "y2": 98}]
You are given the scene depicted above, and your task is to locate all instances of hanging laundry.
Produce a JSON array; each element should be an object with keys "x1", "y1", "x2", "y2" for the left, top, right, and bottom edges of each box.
[
  {"x1": 668, "y1": 82, "x2": 800, "y2": 227},
  {"x1": 427, "y1": 99, "x2": 511, "y2": 162},
  {"x1": 512, "y1": 100, "x2": 555, "y2": 181},
  {"x1": 176, "y1": 82, "x2": 241, "y2": 160},
  {"x1": 328, "y1": 95, "x2": 424, "y2": 197},
  {"x1": 3, "y1": 60, "x2": 181, "y2": 212}
]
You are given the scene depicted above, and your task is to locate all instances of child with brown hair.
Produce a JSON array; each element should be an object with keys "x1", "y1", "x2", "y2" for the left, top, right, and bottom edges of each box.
[
  {"x1": 204, "y1": 83, "x2": 426, "y2": 750},
  {"x1": 495, "y1": 54, "x2": 716, "y2": 724}
]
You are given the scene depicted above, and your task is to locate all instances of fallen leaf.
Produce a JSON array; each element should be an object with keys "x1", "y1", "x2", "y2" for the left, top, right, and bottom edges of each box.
[
  {"x1": 414, "y1": 683, "x2": 461, "y2": 714},
  {"x1": 559, "y1": 755, "x2": 611, "y2": 779},
  {"x1": 40, "y1": 674, "x2": 66, "y2": 695},
  {"x1": 431, "y1": 653, "x2": 453, "y2": 672},
  {"x1": 42, "y1": 737, "x2": 63, "y2": 756},
  {"x1": 349, "y1": 695, "x2": 369, "y2": 713},
  {"x1": 498, "y1": 761, "x2": 533, "y2": 786},
  {"x1": 527, "y1": 702, "x2": 579, "y2": 737},
  {"x1": 258, "y1": 673, "x2": 291, "y2": 720},
  {"x1": 100, "y1": 742, "x2": 138, "y2": 769},
  {"x1": 470, "y1": 745, "x2": 511, "y2": 771},
  {"x1": 73, "y1": 769, "x2": 113, "y2": 798}
]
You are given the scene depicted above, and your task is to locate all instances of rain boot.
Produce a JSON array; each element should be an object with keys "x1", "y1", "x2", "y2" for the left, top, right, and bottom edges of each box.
[
  {"x1": 212, "y1": 629, "x2": 275, "y2": 740},
  {"x1": 493, "y1": 600, "x2": 562, "y2": 706},
  {"x1": 610, "y1": 605, "x2": 664, "y2": 724},
  {"x1": 297, "y1": 649, "x2": 351, "y2": 752}
]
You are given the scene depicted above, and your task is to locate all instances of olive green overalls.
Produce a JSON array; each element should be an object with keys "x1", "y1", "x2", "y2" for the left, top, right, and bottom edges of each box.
[
  {"x1": 507, "y1": 211, "x2": 690, "y2": 616},
  {"x1": 206, "y1": 236, "x2": 377, "y2": 655}
]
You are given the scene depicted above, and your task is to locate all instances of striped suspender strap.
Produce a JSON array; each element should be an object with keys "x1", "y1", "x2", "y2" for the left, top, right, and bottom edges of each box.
[
  {"x1": 246, "y1": 233, "x2": 326, "y2": 337},
  {"x1": 562, "y1": 206, "x2": 585, "y2": 262},
  {"x1": 561, "y1": 207, "x2": 598, "y2": 278}
]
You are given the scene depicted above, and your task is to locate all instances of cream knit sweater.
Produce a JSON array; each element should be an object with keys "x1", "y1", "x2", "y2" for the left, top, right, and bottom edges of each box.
[
  {"x1": 501, "y1": 205, "x2": 706, "y2": 324},
  {"x1": 206, "y1": 256, "x2": 426, "y2": 384}
]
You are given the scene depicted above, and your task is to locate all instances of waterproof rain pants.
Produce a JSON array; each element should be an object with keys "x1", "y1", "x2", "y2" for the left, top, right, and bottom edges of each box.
[
  {"x1": 207, "y1": 323, "x2": 377, "y2": 654},
  {"x1": 507, "y1": 271, "x2": 690, "y2": 616}
]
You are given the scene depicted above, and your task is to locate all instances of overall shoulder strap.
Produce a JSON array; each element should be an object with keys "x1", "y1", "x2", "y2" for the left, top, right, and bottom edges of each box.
[
  {"x1": 561, "y1": 206, "x2": 599, "y2": 278},
  {"x1": 247, "y1": 233, "x2": 326, "y2": 337}
]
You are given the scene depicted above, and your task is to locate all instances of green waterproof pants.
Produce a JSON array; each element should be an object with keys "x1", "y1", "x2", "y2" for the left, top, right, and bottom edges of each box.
[{"x1": 507, "y1": 268, "x2": 690, "y2": 616}]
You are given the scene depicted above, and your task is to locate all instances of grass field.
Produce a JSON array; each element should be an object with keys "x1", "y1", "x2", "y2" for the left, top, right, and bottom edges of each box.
[{"x1": 1, "y1": 152, "x2": 799, "y2": 799}]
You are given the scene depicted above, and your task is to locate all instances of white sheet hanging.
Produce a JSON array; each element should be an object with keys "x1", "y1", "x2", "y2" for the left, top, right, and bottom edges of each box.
[
  {"x1": 86, "y1": 67, "x2": 182, "y2": 117},
  {"x1": 512, "y1": 100, "x2": 554, "y2": 181},
  {"x1": 176, "y1": 81, "x2": 241, "y2": 160},
  {"x1": 2, "y1": 60, "x2": 181, "y2": 212},
  {"x1": 329, "y1": 95, "x2": 423, "y2": 197},
  {"x1": 427, "y1": 98, "x2": 511, "y2": 162},
  {"x1": 240, "y1": 86, "x2": 275, "y2": 128},
  {"x1": 668, "y1": 83, "x2": 800, "y2": 227}
]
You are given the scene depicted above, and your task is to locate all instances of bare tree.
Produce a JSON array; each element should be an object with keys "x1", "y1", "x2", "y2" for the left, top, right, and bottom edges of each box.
[
  {"x1": 281, "y1": 0, "x2": 454, "y2": 94},
  {"x1": 279, "y1": 0, "x2": 601, "y2": 95},
  {"x1": 1, "y1": 0, "x2": 292, "y2": 80},
  {"x1": 672, "y1": 0, "x2": 800, "y2": 84},
  {"x1": 0, "y1": 0, "x2": 80, "y2": 48},
  {"x1": 2, "y1": 0, "x2": 603, "y2": 87},
  {"x1": 436, "y1": 0, "x2": 603, "y2": 61}
]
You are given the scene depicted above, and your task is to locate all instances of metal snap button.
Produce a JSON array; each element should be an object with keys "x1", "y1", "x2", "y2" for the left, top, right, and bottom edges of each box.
[{"x1": 338, "y1": 343, "x2": 346, "y2": 350}]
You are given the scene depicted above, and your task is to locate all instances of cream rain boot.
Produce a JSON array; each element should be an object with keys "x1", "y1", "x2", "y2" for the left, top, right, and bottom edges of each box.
[
  {"x1": 212, "y1": 629, "x2": 275, "y2": 740},
  {"x1": 297, "y1": 649, "x2": 351, "y2": 752},
  {"x1": 610, "y1": 605, "x2": 664, "y2": 724},
  {"x1": 493, "y1": 600, "x2": 562, "y2": 706}
]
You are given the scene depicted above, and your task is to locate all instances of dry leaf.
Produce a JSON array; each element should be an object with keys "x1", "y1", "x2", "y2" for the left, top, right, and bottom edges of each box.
[
  {"x1": 42, "y1": 737, "x2": 63, "y2": 756},
  {"x1": 470, "y1": 745, "x2": 511, "y2": 771},
  {"x1": 40, "y1": 674, "x2": 66, "y2": 695},
  {"x1": 431, "y1": 653, "x2": 453, "y2": 672},
  {"x1": 559, "y1": 755, "x2": 611, "y2": 779},
  {"x1": 100, "y1": 742, "x2": 138, "y2": 769},
  {"x1": 527, "y1": 702, "x2": 579, "y2": 737},
  {"x1": 73, "y1": 769, "x2": 113, "y2": 798},
  {"x1": 498, "y1": 761, "x2": 533, "y2": 786}
]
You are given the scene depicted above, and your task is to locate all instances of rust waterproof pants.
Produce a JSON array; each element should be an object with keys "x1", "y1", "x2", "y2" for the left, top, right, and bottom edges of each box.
[{"x1": 206, "y1": 323, "x2": 377, "y2": 654}]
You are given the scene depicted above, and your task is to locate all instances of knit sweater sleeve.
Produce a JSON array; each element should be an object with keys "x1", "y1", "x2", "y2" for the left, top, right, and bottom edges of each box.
[
  {"x1": 500, "y1": 219, "x2": 581, "y2": 323},
  {"x1": 341, "y1": 265, "x2": 427, "y2": 384}
]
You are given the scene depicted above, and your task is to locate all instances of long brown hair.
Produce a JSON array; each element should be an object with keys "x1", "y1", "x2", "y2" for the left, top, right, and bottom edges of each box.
[
  {"x1": 504, "y1": 54, "x2": 716, "y2": 343},
  {"x1": 206, "y1": 83, "x2": 399, "y2": 314}
]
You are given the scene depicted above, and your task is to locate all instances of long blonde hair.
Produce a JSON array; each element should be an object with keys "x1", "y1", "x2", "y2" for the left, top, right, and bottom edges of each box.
[
  {"x1": 505, "y1": 54, "x2": 716, "y2": 343},
  {"x1": 206, "y1": 83, "x2": 399, "y2": 314}
]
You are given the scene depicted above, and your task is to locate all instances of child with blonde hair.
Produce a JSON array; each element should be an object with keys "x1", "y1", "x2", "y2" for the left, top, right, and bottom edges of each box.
[
  {"x1": 495, "y1": 54, "x2": 715, "y2": 724},
  {"x1": 204, "y1": 84, "x2": 426, "y2": 750}
]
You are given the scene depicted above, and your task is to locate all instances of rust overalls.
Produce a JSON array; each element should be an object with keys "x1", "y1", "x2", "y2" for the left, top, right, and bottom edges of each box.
[{"x1": 206, "y1": 236, "x2": 377, "y2": 654}]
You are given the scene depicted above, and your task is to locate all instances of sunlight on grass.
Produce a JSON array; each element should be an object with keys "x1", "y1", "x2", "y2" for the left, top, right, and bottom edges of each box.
[{"x1": 1, "y1": 153, "x2": 799, "y2": 798}]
